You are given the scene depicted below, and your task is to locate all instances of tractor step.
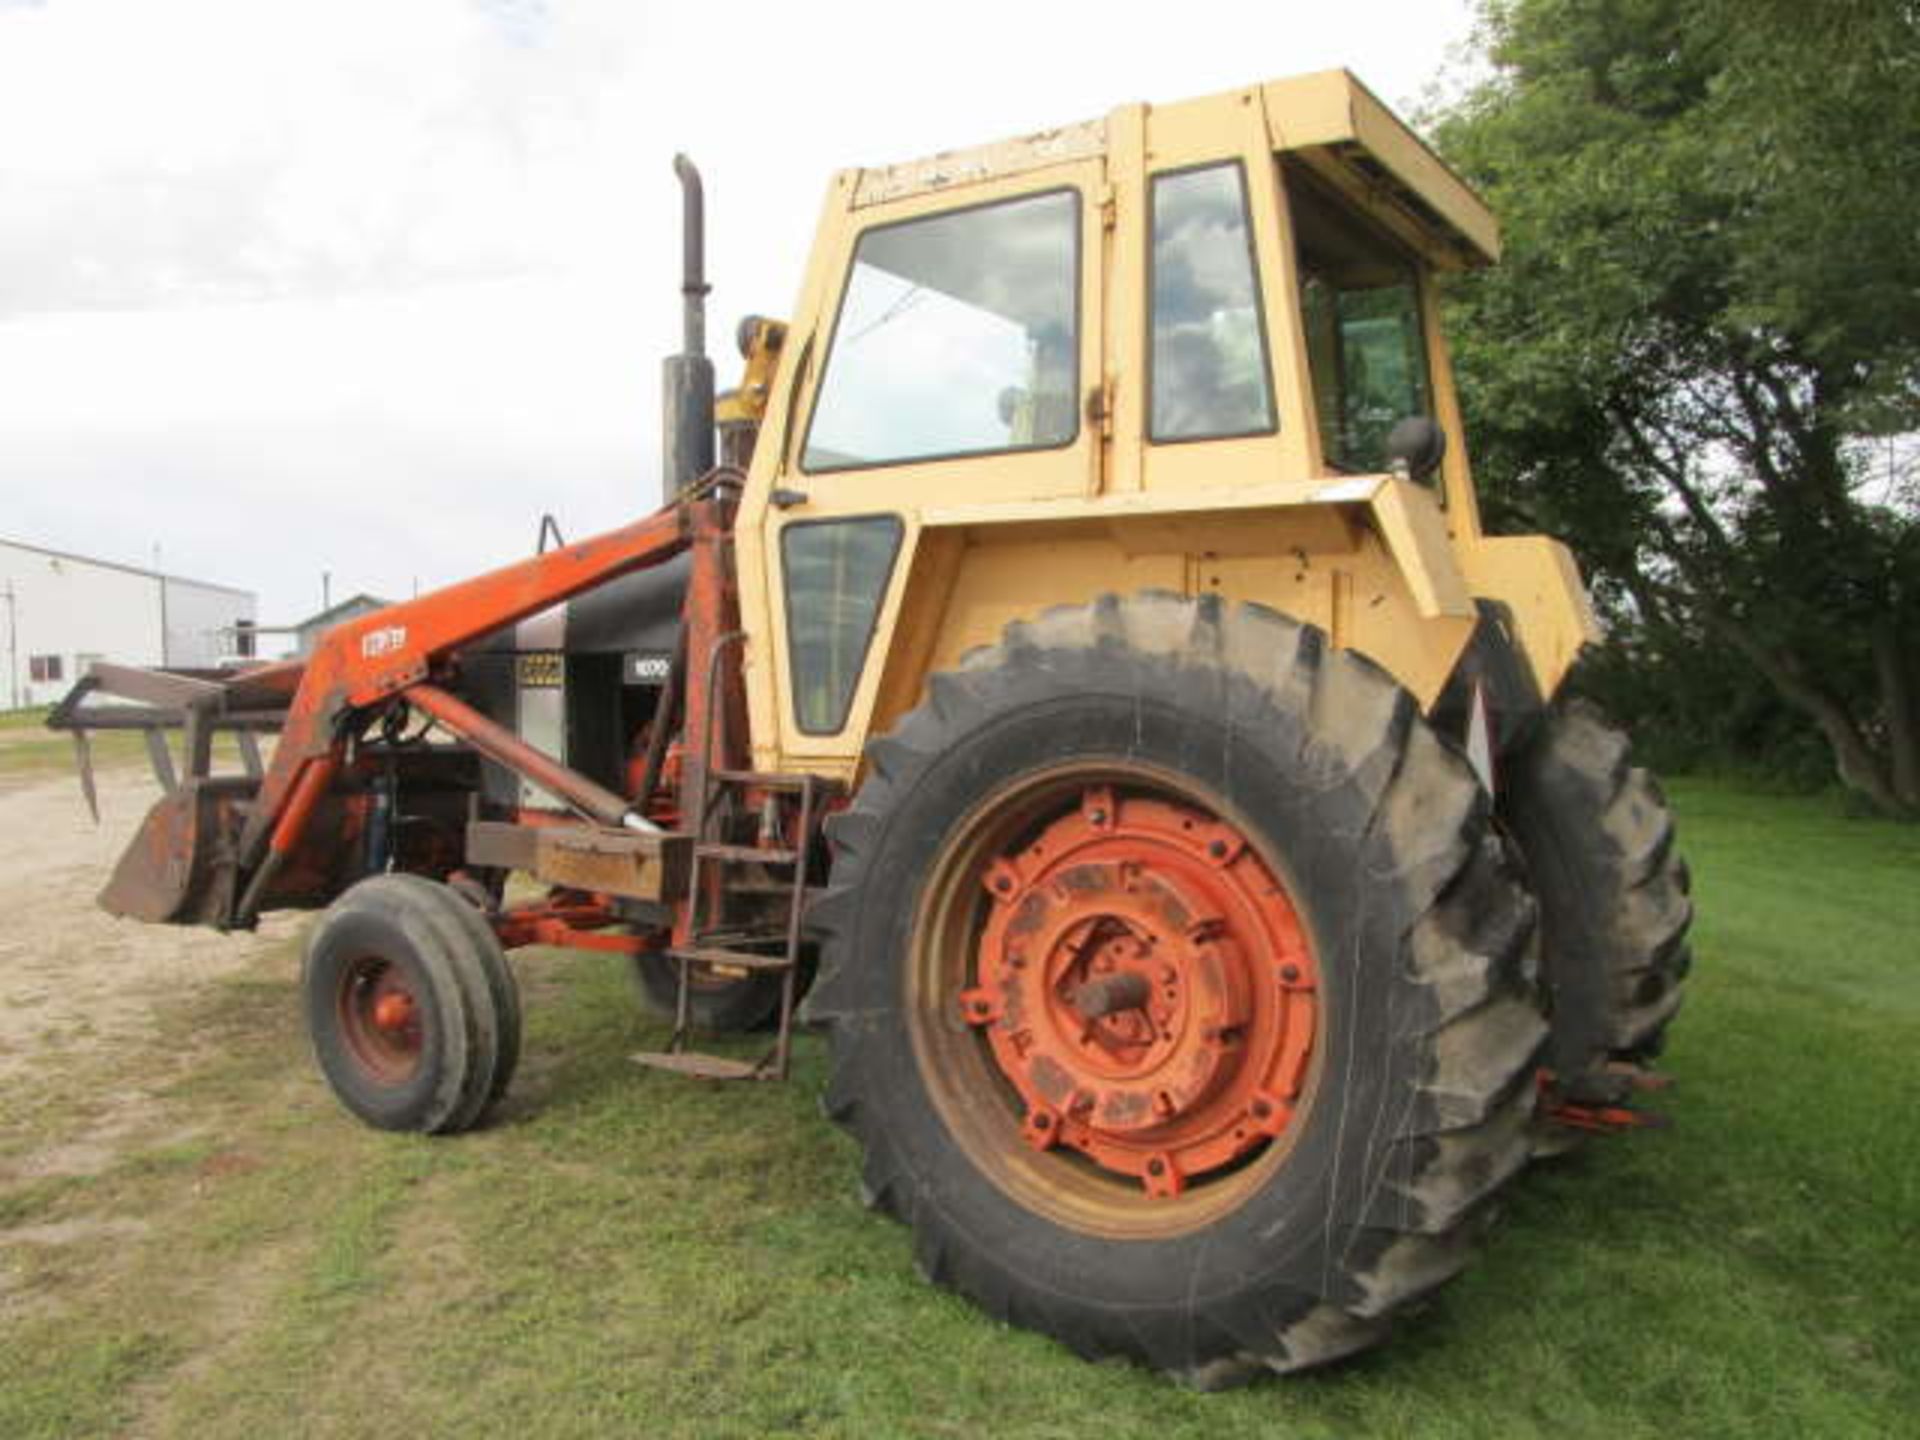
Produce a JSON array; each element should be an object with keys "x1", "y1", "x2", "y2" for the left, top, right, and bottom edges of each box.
[
  {"x1": 725, "y1": 878, "x2": 823, "y2": 899},
  {"x1": 710, "y1": 768, "x2": 822, "y2": 791},
  {"x1": 666, "y1": 945, "x2": 793, "y2": 972},
  {"x1": 631, "y1": 1050, "x2": 771, "y2": 1081},
  {"x1": 653, "y1": 760, "x2": 837, "y2": 1082},
  {"x1": 687, "y1": 925, "x2": 789, "y2": 945},
  {"x1": 694, "y1": 841, "x2": 799, "y2": 865}
]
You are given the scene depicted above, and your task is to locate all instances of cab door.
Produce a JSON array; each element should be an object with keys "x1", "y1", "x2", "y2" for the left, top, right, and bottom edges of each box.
[
  {"x1": 745, "y1": 158, "x2": 1107, "y2": 770},
  {"x1": 1125, "y1": 92, "x2": 1320, "y2": 495}
]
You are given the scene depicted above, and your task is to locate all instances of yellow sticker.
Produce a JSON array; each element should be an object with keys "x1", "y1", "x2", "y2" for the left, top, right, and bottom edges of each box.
[{"x1": 517, "y1": 652, "x2": 564, "y2": 688}]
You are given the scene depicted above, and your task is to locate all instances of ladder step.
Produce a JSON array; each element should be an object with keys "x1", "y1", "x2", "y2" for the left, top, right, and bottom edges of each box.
[
  {"x1": 631, "y1": 1051, "x2": 768, "y2": 1081},
  {"x1": 710, "y1": 769, "x2": 831, "y2": 792},
  {"x1": 693, "y1": 926, "x2": 789, "y2": 945},
  {"x1": 668, "y1": 946, "x2": 794, "y2": 972},
  {"x1": 695, "y1": 842, "x2": 799, "y2": 865},
  {"x1": 723, "y1": 878, "x2": 815, "y2": 898}
]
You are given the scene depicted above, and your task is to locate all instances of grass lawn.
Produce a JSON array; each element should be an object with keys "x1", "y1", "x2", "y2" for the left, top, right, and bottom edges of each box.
[
  {"x1": 0, "y1": 707, "x2": 244, "y2": 787},
  {"x1": 1, "y1": 776, "x2": 1914, "y2": 1438},
  {"x1": 0, "y1": 706, "x2": 143, "y2": 783}
]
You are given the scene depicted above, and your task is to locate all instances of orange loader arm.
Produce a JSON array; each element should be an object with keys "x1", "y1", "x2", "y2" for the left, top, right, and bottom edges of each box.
[
  {"x1": 232, "y1": 502, "x2": 694, "y2": 924},
  {"x1": 51, "y1": 491, "x2": 735, "y2": 932}
]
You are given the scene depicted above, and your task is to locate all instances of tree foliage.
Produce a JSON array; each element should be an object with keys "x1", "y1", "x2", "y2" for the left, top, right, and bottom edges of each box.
[{"x1": 1437, "y1": 0, "x2": 1920, "y2": 814}]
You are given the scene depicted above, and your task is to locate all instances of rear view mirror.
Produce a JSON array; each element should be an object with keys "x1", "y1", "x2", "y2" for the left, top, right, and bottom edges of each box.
[{"x1": 1386, "y1": 416, "x2": 1447, "y2": 483}]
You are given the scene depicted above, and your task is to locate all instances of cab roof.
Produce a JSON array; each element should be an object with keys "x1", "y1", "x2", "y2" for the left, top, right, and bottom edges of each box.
[{"x1": 848, "y1": 69, "x2": 1498, "y2": 271}]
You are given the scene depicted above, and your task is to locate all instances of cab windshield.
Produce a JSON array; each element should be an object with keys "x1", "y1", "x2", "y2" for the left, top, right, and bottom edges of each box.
[
  {"x1": 1287, "y1": 166, "x2": 1434, "y2": 474},
  {"x1": 802, "y1": 189, "x2": 1079, "y2": 471}
]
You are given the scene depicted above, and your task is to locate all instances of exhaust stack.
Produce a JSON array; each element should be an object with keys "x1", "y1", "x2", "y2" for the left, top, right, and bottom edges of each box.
[{"x1": 662, "y1": 153, "x2": 716, "y2": 500}]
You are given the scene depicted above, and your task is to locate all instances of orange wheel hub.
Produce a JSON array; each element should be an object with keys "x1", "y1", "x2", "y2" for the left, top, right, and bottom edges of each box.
[
  {"x1": 959, "y1": 786, "x2": 1317, "y2": 1197},
  {"x1": 372, "y1": 991, "x2": 415, "y2": 1033},
  {"x1": 338, "y1": 957, "x2": 425, "y2": 1085}
]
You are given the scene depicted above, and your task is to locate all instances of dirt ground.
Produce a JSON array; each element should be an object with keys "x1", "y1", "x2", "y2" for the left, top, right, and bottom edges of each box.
[{"x1": 0, "y1": 751, "x2": 299, "y2": 1098}]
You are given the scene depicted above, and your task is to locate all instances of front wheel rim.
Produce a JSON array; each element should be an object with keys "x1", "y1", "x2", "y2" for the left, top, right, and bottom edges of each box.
[{"x1": 337, "y1": 956, "x2": 425, "y2": 1086}]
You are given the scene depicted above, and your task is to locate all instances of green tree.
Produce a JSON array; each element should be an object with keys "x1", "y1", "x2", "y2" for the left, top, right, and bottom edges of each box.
[{"x1": 1437, "y1": 0, "x2": 1920, "y2": 815}]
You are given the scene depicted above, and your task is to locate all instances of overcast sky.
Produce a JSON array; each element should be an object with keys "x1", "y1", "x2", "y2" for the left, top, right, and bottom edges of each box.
[{"x1": 0, "y1": 0, "x2": 1481, "y2": 632}]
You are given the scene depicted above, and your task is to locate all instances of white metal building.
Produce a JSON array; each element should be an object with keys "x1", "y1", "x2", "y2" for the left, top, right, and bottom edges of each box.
[
  {"x1": 291, "y1": 593, "x2": 393, "y2": 657},
  {"x1": 1, "y1": 537, "x2": 257, "y2": 710}
]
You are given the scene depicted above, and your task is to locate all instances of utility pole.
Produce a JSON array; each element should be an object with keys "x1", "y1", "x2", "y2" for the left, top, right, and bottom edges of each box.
[
  {"x1": 322, "y1": 570, "x2": 331, "y2": 613},
  {"x1": 156, "y1": 561, "x2": 171, "y2": 667}
]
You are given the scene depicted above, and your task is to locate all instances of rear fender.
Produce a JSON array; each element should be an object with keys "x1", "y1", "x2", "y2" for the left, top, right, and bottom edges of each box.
[{"x1": 745, "y1": 477, "x2": 1487, "y2": 778}]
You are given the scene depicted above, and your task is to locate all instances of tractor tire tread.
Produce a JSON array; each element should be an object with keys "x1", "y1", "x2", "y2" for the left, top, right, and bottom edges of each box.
[
  {"x1": 303, "y1": 875, "x2": 504, "y2": 1135},
  {"x1": 806, "y1": 594, "x2": 1545, "y2": 1383},
  {"x1": 1503, "y1": 697, "x2": 1693, "y2": 1090}
]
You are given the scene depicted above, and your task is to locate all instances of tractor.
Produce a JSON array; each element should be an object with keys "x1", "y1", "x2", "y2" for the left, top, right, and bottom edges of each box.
[{"x1": 50, "y1": 70, "x2": 1691, "y2": 1384}]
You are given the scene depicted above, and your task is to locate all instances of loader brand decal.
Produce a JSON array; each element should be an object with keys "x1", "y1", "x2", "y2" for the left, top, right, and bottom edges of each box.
[
  {"x1": 622, "y1": 652, "x2": 673, "y2": 685},
  {"x1": 360, "y1": 626, "x2": 408, "y2": 659},
  {"x1": 518, "y1": 651, "x2": 565, "y2": 688}
]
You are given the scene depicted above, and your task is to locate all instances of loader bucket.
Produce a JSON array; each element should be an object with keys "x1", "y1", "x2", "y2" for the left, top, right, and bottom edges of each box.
[
  {"x1": 46, "y1": 659, "x2": 298, "y2": 927},
  {"x1": 99, "y1": 776, "x2": 257, "y2": 925}
]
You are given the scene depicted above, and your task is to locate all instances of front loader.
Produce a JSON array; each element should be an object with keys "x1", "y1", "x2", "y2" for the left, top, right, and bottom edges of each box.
[{"x1": 49, "y1": 70, "x2": 1692, "y2": 1383}]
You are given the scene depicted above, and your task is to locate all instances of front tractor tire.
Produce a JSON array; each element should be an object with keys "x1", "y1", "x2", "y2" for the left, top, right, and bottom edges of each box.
[
  {"x1": 303, "y1": 875, "x2": 521, "y2": 1135},
  {"x1": 1501, "y1": 699, "x2": 1693, "y2": 1102},
  {"x1": 806, "y1": 595, "x2": 1545, "y2": 1384}
]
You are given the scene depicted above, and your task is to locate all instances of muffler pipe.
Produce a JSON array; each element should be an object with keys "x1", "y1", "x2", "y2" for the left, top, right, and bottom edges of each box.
[
  {"x1": 674, "y1": 153, "x2": 708, "y2": 358},
  {"x1": 662, "y1": 153, "x2": 716, "y2": 501}
]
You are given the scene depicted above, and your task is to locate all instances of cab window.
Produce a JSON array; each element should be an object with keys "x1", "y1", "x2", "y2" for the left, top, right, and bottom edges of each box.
[
  {"x1": 1287, "y1": 166, "x2": 1433, "y2": 473},
  {"x1": 1148, "y1": 162, "x2": 1275, "y2": 442},
  {"x1": 802, "y1": 190, "x2": 1079, "y2": 471},
  {"x1": 782, "y1": 514, "x2": 903, "y2": 733}
]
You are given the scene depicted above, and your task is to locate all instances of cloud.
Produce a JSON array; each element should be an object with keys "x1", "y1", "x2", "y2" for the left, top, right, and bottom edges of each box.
[
  {"x1": 0, "y1": 275, "x2": 664, "y2": 620},
  {"x1": 0, "y1": 0, "x2": 636, "y2": 315}
]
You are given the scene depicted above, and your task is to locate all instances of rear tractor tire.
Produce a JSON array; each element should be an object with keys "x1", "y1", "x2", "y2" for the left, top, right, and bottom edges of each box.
[
  {"x1": 806, "y1": 595, "x2": 1545, "y2": 1384},
  {"x1": 1501, "y1": 698, "x2": 1692, "y2": 1107},
  {"x1": 303, "y1": 874, "x2": 521, "y2": 1134}
]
